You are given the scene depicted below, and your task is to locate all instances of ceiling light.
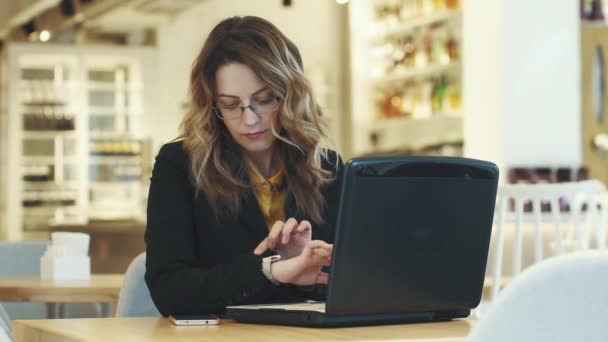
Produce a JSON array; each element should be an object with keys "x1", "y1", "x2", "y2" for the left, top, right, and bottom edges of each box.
[{"x1": 40, "y1": 30, "x2": 51, "y2": 42}]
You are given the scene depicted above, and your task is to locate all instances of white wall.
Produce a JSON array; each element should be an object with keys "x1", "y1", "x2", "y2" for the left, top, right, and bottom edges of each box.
[
  {"x1": 463, "y1": 0, "x2": 581, "y2": 176},
  {"x1": 502, "y1": 0, "x2": 581, "y2": 167},
  {"x1": 153, "y1": 0, "x2": 347, "y2": 154},
  {"x1": 462, "y1": 0, "x2": 505, "y2": 171}
]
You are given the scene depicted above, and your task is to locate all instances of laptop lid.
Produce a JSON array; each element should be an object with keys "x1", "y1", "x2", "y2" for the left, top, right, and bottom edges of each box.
[{"x1": 325, "y1": 156, "x2": 499, "y2": 316}]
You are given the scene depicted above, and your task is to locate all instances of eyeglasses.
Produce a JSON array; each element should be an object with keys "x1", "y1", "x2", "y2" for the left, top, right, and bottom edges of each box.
[{"x1": 213, "y1": 97, "x2": 281, "y2": 120}]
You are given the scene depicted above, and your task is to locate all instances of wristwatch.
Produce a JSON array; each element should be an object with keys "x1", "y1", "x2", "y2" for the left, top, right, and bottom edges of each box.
[{"x1": 262, "y1": 255, "x2": 282, "y2": 285}]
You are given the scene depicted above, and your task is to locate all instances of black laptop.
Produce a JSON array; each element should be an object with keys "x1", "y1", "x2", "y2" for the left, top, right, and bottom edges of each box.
[{"x1": 226, "y1": 156, "x2": 499, "y2": 327}]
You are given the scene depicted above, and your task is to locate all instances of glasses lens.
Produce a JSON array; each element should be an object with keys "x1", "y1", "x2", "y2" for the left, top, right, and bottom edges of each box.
[
  {"x1": 219, "y1": 106, "x2": 241, "y2": 120},
  {"x1": 216, "y1": 98, "x2": 279, "y2": 119},
  {"x1": 252, "y1": 98, "x2": 279, "y2": 115}
]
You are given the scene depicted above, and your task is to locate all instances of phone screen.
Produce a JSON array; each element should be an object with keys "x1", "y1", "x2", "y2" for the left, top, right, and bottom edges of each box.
[{"x1": 169, "y1": 314, "x2": 220, "y2": 326}]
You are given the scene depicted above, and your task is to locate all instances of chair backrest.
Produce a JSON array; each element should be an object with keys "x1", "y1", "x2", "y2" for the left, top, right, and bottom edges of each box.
[
  {"x1": 490, "y1": 180, "x2": 608, "y2": 299},
  {"x1": 115, "y1": 252, "x2": 161, "y2": 317},
  {"x1": 468, "y1": 251, "x2": 608, "y2": 342},
  {"x1": 0, "y1": 241, "x2": 48, "y2": 277},
  {"x1": 0, "y1": 241, "x2": 49, "y2": 324}
]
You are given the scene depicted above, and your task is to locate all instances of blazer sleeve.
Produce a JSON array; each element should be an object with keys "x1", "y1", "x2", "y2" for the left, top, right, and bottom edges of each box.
[{"x1": 144, "y1": 143, "x2": 274, "y2": 316}]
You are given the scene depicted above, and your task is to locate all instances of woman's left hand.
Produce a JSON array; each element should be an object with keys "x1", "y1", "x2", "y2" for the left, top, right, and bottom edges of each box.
[{"x1": 253, "y1": 218, "x2": 312, "y2": 259}]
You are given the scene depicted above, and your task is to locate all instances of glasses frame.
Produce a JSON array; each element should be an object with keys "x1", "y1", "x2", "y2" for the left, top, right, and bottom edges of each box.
[{"x1": 213, "y1": 96, "x2": 281, "y2": 120}]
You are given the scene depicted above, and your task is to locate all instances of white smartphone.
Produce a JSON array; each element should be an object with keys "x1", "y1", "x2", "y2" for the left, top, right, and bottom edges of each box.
[{"x1": 169, "y1": 314, "x2": 220, "y2": 326}]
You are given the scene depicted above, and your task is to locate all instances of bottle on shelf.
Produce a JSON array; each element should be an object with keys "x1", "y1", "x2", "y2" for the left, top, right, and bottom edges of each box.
[
  {"x1": 413, "y1": 80, "x2": 433, "y2": 119},
  {"x1": 433, "y1": 0, "x2": 446, "y2": 12},
  {"x1": 431, "y1": 76, "x2": 447, "y2": 114},
  {"x1": 22, "y1": 165, "x2": 54, "y2": 182},
  {"x1": 445, "y1": 31, "x2": 459, "y2": 62},
  {"x1": 22, "y1": 190, "x2": 77, "y2": 207},
  {"x1": 429, "y1": 23, "x2": 447, "y2": 65},
  {"x1": 23, "y1": 112, "x2": 75, "y2": 131},
  {"x1": 400, "y1": 83, "x2": 415, "y2": 118},
  {"x1": 22, "y1": 192, "x2": 42, "y2": 207},
  {"x1": 376, "y1": 89, "x2": 403, "y2": 119},
  {"x1": 445, "y1": 0, "x2": 459, "y2": 10},
  {"x1": 21, "y1": 76, "x2": 75, "y2": 131},
  {"x1": 372, "y1": 23, "x2": 460, "y2": 80},
  {"x1": 444, "y1": 87, "x2": 461, "y2": 114},
  {"x1": 90, "y1": 139, "x2": 142, "y2": 157},
  {"x1": 90, "y1": 163, "x2": 142, "y2": 183},
  {"x1": 375, "y1": 75, "x2": 461, "y2": 120},
  {"x1": 413, "y1": 29, "x2": 429, "y2": 68}
]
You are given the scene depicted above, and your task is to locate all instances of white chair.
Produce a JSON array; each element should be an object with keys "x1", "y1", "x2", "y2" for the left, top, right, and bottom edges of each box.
[
  {"x1": 115, "y1": 253, "x2": 161, "y2": 317},
  {"x1": 468, "y1": 251, "x2": 608, "y2": 342},
  {"x1": 0, "y1": 304, "x2": 11, "y2": 342},
  {"x1": 0, "y1": 326, "x2": 11, "y2": 342},
  {"x1": 489, "y1": 180, "x2": 608, "y2": 300}
]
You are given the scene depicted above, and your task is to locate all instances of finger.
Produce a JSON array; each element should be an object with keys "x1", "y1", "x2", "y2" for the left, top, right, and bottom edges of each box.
[
  {"x1": 296, "y1": 220, "x2": 311, "y2": 233},
  {"x1": 311, "y1": 249, "x2": 332, "y2": 267},
  {"x1": 306, "y1": 240, "x2": 333, "y2": 250},
  {"x1": 267, "y1": 220, "x2": 285, "y2": 249},
  {"x1": 302, "y1": 240, "x2": 332, "y2": 258},
  {"x1": 253, "y1": 238, "x2": 269, "y2": 255},
  {"x1": 315, "y1": 272, "x2": 329, "y2": 284},
  {"x1": 281, "y1": 218, "x2": 298, "y2": 245},
  {"x1": 311, "y1": 247, "x2": 332, "y2": 258}
]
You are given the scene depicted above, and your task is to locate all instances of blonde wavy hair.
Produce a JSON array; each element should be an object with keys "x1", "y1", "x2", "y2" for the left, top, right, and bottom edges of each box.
[{"x1": 179, "y1": 16, "x2": 334, "y2": 223}]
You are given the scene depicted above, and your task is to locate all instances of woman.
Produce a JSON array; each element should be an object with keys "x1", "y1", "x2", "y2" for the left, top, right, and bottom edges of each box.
[{"x1": 145, "y1": 16, "x2": 343, "y2": 316}]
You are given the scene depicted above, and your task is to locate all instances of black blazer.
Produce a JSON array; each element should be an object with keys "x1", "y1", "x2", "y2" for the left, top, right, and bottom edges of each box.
[{"x1": 144, "y1": 140, "x2": 343, "y2": 316}]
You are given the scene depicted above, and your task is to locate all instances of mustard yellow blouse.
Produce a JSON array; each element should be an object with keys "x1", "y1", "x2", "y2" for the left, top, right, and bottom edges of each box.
[{"x1": 246, "y1": 159, "x2": 287, "y2": 231}]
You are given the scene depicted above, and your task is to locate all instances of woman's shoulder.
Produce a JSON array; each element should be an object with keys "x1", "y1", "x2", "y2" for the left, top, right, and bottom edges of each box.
[
  {"x1": 158, "y1": 139, "x2": 187, "y2": 156},
  {"x1": 156, "y1": 139, "x2": 190, "y2": 173}
]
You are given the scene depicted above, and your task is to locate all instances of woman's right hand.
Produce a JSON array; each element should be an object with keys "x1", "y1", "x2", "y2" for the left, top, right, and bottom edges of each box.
[
  {"x1": 270, "y1": 240, "x2": 333, "y2": 286},
  {"x1": 253, "y1": 218, "x2": 312, "y2": 260}
]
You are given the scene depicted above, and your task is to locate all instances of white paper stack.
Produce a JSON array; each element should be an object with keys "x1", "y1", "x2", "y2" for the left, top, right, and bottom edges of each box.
[{"x1": 40, "y1": 232, "x2": 91, "y2": 281}]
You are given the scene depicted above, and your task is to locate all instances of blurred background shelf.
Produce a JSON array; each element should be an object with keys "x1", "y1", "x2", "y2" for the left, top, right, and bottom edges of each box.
[
  {"x1": 372, "y1": 62, "x2": 460, "y2": 83},
  {"x1": 349, "y1": 0, "x2": 463, "y2": 157},
  {"x1": 2, "y1": 44, "x2": 154, "y2": 240},
  {"x1": 370, "y1": 10, "x2": 461, "y2": 41},
  {"x1": 357, "y1": 115, "x2": 463, "y2": 155}
]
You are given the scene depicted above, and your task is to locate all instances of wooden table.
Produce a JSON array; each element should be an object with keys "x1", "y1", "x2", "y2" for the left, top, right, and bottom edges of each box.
[
  {"x1": 0, "y1": 275, "x2": 124, "y2": 318},
  {"x1": 13, "y1": 317, "x2": 474, "y2": 342}
]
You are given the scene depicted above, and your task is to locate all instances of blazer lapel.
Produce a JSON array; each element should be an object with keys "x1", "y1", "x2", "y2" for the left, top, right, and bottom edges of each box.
[{"x1": 236, "y1": 168, "x2": 268, "y2": 244}]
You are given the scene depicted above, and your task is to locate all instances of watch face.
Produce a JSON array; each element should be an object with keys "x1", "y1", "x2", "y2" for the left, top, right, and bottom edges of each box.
[{"x1": 263, "y1": 255, "x2": 280, "y2": 264}]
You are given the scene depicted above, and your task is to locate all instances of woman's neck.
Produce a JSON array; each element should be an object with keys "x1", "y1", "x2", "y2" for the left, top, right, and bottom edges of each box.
[{"x1": 246, "y1": 149, "x2": 278, "y2": 178}]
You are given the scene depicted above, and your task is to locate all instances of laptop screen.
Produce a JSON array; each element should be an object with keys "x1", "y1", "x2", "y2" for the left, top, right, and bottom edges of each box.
[{"x1": 327, "y1": 157, "x2": 499, "y2": 316}]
